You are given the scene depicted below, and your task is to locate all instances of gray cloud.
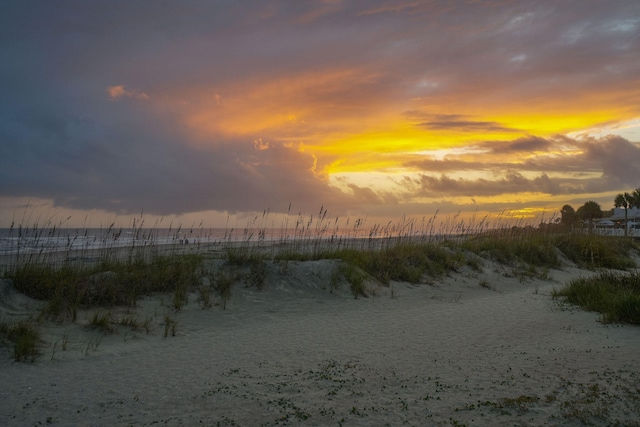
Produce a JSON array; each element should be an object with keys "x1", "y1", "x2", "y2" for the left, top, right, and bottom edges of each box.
[
  {"x1": 413, "y1": 114, "x2": 517, "y2": 133},
  {"x1": 403, "y1": 171, "x2": 575, "y2": 199},
  {"x1": 483, "y1": 136, "x2": 552, "y2": 154},
  {"x1": 583, "y1": 135, "x2": 640, "y2": 188},
  {"x1": 0, "y1": 100, "x2": 356, "y2": 215},
  {"x1": 403, "y1": 159, "x2": 495, "y2": 173},
  {"x1": 401, "y1": 134, "x2": 640, "y2": 198},
  {"x1": 420, "y1": 120, "x2": 515, "y2": 133},
  {"x1": 406, "y1": 134, "x2": 639, "y2": 171}
]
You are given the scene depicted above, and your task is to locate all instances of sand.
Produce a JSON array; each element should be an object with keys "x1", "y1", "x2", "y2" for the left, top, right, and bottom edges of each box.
[{"x1": 1, "y1": 255, "x2": 639, "y2": 426}]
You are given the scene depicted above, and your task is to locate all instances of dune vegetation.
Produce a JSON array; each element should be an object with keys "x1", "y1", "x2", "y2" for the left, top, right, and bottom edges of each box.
[
  {"x1": 553, "y1": 271, "x2": 640, "y2": 324},
  {"x1": 1, "y1": 210, "x2": 640, "y2": 362}
]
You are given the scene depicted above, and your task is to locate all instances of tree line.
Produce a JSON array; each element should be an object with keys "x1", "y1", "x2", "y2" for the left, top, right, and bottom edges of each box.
[{"x1": 559, "y1": 188, "x2": 640, "y2": 236}]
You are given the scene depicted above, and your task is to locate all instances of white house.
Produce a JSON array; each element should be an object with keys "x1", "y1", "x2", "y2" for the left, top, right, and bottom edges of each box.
[
  {"x1": 601, "y1": 207, "x2": 640, "y2": 228},
  {"x1": 609, "y1": 206, "x2": 640, "y2": 220}
]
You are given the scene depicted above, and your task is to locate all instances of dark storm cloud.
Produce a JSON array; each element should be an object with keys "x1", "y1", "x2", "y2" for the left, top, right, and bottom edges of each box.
[{"x1": 0, "y1": 93, "x2": 354, "y2": 215}]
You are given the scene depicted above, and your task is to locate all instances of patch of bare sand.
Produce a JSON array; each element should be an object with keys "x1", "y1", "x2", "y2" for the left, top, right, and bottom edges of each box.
[{"x1": 1, "y1": 258, "x2": 639, "y2": 426}]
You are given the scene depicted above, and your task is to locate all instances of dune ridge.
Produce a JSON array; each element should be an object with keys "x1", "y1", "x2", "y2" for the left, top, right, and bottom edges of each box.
[{"x1": 1, "y1": 249, "x2": 639, "y2": 426}]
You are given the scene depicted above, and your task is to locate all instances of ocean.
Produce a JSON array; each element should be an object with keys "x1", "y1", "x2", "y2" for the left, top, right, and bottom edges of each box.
[{"x1": 0, "y1": 225, "x2": 385, "y2": 256}]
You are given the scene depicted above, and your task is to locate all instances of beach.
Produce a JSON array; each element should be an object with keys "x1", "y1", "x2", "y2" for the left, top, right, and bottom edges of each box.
[{"x1": 1, "y1": 253, "x2": 639, "y2": 426}]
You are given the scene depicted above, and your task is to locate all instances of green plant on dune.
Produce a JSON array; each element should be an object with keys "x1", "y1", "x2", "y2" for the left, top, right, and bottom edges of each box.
[
  {"x1": 305, "y1": 242, "x2": 462, "y2": 286},
  {"x1": 553, "y1": 233, "x2": 638, "y2": 270},
  {"x1": 248, "y1": 257, "x2": 268, "y2": 290},
  {"x1": 6, "y1": 253, "x2": 203, "y2": 321},
  {"x1": 0, "y1": 319, "x2": 41, "y2": 362},
  {"x1": 215, "y1": 270, "x2": 235, "y2": 310},
  {"x1": 117, "y1": 312, "x2": 141, "y2": 330},
  {"x1": 2, "y1": 206, "x2": 640, "y2": 365},
  {"x1": 197, "y1": 284, "x2": 213, "y2": 308},
  {"x1": 339, "y1": 263, "x2": 368, "y2": 299},
  {"x1": 163, "y1": 314, "x2": 177, "y2": 337},
  {"x1": 553, "y1": 271, "x2": 640, "y2": 324},
  {"x1": 89, "y1": 311, "x2": 113, "y2": 333},
  {"x1": 329, "y1": 266, "x2": 341, "y2": 293},
  {"x1": 458, "y1": 231, "x2": 560, "y2": 269}
]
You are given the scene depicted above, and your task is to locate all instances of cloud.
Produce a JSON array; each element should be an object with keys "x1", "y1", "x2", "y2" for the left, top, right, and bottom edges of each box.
[
  {"x1": 399, "y1": 134, "x2": 640, "y2": 200},
  {"x1": 402, "y1": 171, "x2": 567, "y2": 198},
  {"x1": 253, "y1": 137, "x2": 270, "y2": 151},
  {"x1": 404, "y1": 158, "x2": 495, "y2": 173},
  {"x1": 107, "y1": 85, "x2": 149, "y2": 100},
  {"x1": 1, "y1": 0, "x2": 639, "y2": 224},
  {"x1": 416, "y1": 114, "x2": 518, "y2": 133},
  {"x1": 582, "y1": 135, "x2": 640, "y2": 187},
  {"x1": 0, "y1": 100, "x2": 358, "y2": 216},
  {"x1": 482, "y1": 136, "x2": 551, "y2": 153}
]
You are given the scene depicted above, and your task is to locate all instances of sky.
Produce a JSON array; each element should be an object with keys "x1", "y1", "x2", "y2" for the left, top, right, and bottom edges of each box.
[{"x1": 1, "y1": 0, "x2": 640, "y2": 229}]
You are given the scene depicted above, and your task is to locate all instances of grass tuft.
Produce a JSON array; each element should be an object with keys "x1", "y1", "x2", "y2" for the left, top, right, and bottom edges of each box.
[
  {"x1": 89, "y1": 311, "x2": 113, "y2": 333},
  {"x1": 215, "y1": 270, "x2": 234, "y2": 310},
  {"x1": 553, "y1": 271, "x2": 640, "y2": 324},
  {"x1": 0, "y1": 319, "x2": 41, "y2": 362},
  {"x1": 163, "y1": 314, "x2": 177, "y2": 337},
  {"x1": 339, "y1": 263, "x2": 368, "y2": 299}
]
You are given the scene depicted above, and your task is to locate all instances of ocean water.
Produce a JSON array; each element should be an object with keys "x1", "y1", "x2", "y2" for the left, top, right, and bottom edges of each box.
[
  {"x1": 0, "y1": 227, "x2": 277, "y2": 256},
  {"x1": 0, "y1": 226, "x2": 380, "y2": 256}
]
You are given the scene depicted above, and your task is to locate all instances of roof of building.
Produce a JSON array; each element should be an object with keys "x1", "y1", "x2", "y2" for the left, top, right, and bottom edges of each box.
[{"x1": 608, "y1": 207, "x2": 640, "y2": 220}]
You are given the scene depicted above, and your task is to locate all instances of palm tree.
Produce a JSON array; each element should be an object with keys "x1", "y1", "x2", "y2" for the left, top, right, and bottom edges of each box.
[
  {"x1": 632, "y1": 188, "x2": 640, "y2": 209},
  {"x1": 628, "y1": 188, "x2": 640, "y2": 231},
  {"x1": 614, "y1": 193, "x2": 631, "y2": 236},
  {"x1": 576, "y1": 200, "x2": 603, "y2": 234}
]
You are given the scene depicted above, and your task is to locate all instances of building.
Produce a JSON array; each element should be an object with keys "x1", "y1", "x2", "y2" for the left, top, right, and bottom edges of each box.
[{"x1": 599, "y1": 207, "x2": 640, "y2": 228}]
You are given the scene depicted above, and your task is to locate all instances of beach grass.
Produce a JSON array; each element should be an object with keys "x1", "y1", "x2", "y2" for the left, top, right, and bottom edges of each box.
[
  {"x1": 163, "y1": 314, "x2": 177, "y2": 337},
  {"x1": 0, "y1": 319, "x2": 41, "y2": 362},
  {"x1": 553, "y1": 233, "x2": 638, "y2": 270},
  {"x1": 553, "y1": 271, "x2": 640, "y2": 325},
  {"x1": 2, "y1": 210, "x2": 640, "y2": 361},
  {"x1": 89, "y1": 311, "x2": 114, "y2": 333},
  {"x1": 456, "y1": 230, "x2": 561, "y2": 269},
  {"x1": 214, "y1": 270, "x2": 234, "y2": 310},
  {"x1": 6, "y1": 254, "x2": 203, "y2": 321},
  {"x1": 338, "y1": 263, "x2": 368, "y2": 299},
  {"x1": 4, "y1": 216, "x2": 640, "y2": 307}
]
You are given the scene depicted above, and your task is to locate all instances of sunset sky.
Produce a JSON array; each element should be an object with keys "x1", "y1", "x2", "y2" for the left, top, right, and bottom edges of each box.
[{"x1": 1, "y1": 0, "x2": 640, "y2": 229}]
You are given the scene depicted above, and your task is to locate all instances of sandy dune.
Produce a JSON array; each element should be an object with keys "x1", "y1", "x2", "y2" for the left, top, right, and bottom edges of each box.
[{"x1": 1, "y1": 256, "x2": 639, "y2": 426}]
